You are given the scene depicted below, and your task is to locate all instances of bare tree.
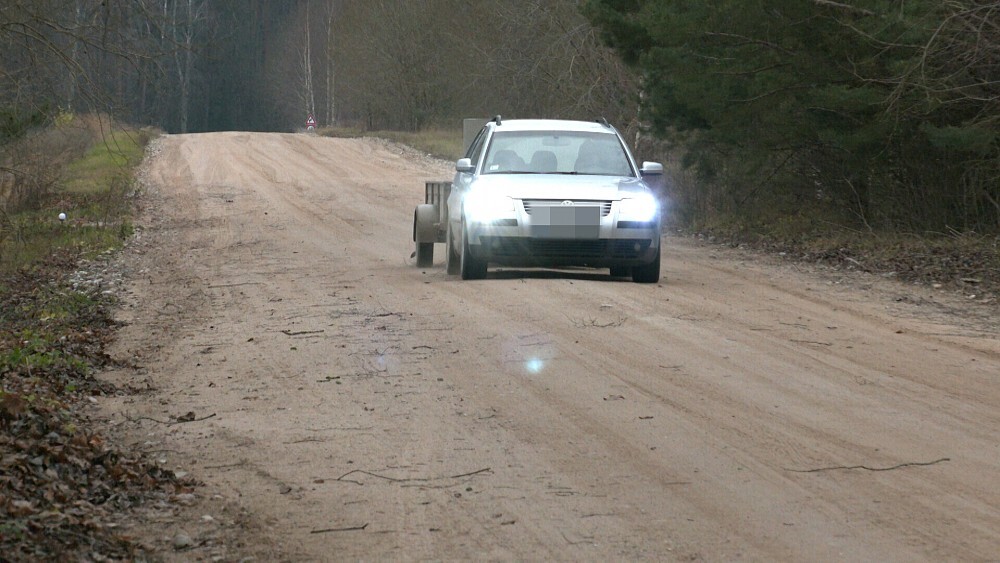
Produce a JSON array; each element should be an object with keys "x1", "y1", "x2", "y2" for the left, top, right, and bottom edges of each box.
[
  {"x1": 167, "y1": 0, "x2": 208, "y2": 133},
  {"x1": 301, "y1": 0, "x2": 315, "y2": 121},
  {"x1": 324, "y1": 0, "x2": 335, "y2": 126},
  {"x1": 877, "y1": 0, "x2": 1000, "y2": 228}
]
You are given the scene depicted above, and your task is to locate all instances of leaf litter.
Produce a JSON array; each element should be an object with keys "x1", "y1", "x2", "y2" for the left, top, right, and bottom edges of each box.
[{"x1": 1, "y1": 249, "x2": 193, "y2": 561}]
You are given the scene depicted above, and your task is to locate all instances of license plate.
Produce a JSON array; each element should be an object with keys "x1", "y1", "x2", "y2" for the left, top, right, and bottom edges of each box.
[{"x1": 531, "y1": 206, "x2": 600, "y2": 239}]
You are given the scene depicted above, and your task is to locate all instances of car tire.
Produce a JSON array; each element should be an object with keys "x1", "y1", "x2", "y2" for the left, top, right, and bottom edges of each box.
[
  {"x1": 445, "y1": 223, "x2": 461, "y2": 275},
  {"x1": 415, "y1": 242, "x2": 433, "y2": 267},
  {"x1": 631, "y1": 247, "x2": 661, "y2": 283},
  {"x1": 460, "y1": 221, "x2": 487, "y2": 280}
]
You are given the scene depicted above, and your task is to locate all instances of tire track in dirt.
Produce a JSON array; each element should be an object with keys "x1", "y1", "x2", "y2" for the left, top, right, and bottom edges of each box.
[{"x1": 103, "y1": 132, "x2": 1000, "y2": 561}]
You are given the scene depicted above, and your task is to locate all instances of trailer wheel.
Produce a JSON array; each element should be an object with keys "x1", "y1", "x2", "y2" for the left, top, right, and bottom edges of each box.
[
  {"x1": 413, "y1": 204, "x2": 438, "y2": 268},
  {"x1": 415, "y1": 242, "x2": 433, "y2": 267}
]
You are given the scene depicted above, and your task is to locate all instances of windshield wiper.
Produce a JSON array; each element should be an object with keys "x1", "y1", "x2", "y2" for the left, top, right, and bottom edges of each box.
[{"x1": 500, "y1": 171, "x2": 580, "y2": 175}]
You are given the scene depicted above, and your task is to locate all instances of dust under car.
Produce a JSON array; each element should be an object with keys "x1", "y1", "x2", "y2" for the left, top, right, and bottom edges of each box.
[{"x1": 414, "y1": 117, "x2": 664, "y2": 282}]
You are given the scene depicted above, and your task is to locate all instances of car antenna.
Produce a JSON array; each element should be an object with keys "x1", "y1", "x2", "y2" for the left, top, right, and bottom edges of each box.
[
  {"x1": 492, "y1": 115, "x2": 502, "y2": 125},
  {"x1": 597, "y1": 117, "x2": 610, "y2": 128}
]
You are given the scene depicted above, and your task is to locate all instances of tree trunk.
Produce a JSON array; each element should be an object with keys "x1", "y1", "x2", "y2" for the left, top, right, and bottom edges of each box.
[
  {"x1": 67, "y1": 0, "x2": 84, "y2": 111},
  {"x1": 325, "y1": 1, "x2": 335, "y2": 126},
  {"x1": 303, "y1": 2, "x2": 315, "y2": 121}
]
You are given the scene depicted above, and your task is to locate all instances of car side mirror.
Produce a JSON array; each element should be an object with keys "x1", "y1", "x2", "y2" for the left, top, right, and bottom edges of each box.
[
  {"x1": 640, "y1": 162, "x2": 664, "y2": 176},
  {"x1": 456, "y1": 158, "x2": 474, "y2": 173}
]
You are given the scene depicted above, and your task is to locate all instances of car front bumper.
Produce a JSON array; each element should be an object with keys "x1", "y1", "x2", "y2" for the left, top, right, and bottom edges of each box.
[{"x1": 465, "y1": 200, "x2": 661, "y2": 268}]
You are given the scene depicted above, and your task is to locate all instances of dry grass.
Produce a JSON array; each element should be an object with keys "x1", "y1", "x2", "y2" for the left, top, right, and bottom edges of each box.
[
  {"x1": 0, "y1": 114, "x2": 155, "y2": 272},
  {"x1": 320, "y1": 126, "x2": 463, "y2": 161}
]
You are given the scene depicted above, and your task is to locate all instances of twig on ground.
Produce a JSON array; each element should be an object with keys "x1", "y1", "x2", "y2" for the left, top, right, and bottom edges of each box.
[
  {"x1": 129, "y1": 413, "x2": 216, "y2": 425},
  {"x1": 843, "y1": 256, "x2": 864, "y2": 268},
  {"x1": 285, "y1": 437, "x2": 331, "y2": 444},
  {"x1": 334, "y1": 467, "x2": 492, "y2": 485},
  {"x1": 786, "y1": 457, "x2": 950, "y2": 473},
  {"x1": 130, "y1": 415, "x2": 171, "y2": 424},
  {"x1": 567, "y1": 314, "x2": 627, "y2": 328},
  {"x1": 305, "y1": 426, "x2": 373, "y2": 432},
  {"x1": 449, "y1": 467, "x2": 492, "y2": 479},
  {"x1": 310, "y1": 523, "x2": 368, "y2": 534},
  {"x1": 171, "y1": 412, "x2": 216, "y2": 424},
  {"x1": 281, "y1": 329, "x2": 325, "y2": 336},
  {"x1": 204, "y1": 460, "x2": 248, "y2": 470}
]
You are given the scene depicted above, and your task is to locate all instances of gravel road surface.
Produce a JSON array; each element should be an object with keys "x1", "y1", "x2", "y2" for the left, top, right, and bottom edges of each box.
[{"x1": 102, "y1": 132, "x2": 1000, "y2": 560}]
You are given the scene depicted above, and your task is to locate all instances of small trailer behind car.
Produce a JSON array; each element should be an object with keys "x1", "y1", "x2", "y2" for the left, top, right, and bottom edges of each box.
[
  {"x1": 412, "y1": 119, "x2": 486, "y2": 268},
  {"x1": 412, "y1": 180, "x2": 452, "y2": 267},
  {"x1": 411, "y1": 117, "x2": 664, "y2": 282}
]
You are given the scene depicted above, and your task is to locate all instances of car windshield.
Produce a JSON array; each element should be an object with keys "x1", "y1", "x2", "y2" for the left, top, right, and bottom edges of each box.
[{"x1": 482, "y1": 131, "x2": 633, "y2": 176}]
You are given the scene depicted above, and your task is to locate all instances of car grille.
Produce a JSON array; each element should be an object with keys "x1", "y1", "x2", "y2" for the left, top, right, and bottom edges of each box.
[
  {"x1": 522, "y1": 200, "x2": 613, "y2": 217},
  {"x1": 481, "y1": 238, "x2": 651, "y2": 259},
  {"x1": 616, "y1": 220, "x2": 656, "y2": 229}
]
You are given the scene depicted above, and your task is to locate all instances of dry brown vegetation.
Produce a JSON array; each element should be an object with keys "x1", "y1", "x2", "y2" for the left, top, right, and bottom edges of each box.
[{"x1": 0, "y1": 250, "x2": 191, "y2": 560}]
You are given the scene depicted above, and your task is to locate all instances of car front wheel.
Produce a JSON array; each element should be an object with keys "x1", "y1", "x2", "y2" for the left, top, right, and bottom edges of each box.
[
  {"x1": 631, "y1": 247, "x2": 661, "y2": 283},
  {"x1": 445, "y1": 222, "x2": 461, "y2": 275},
  {"x1": 460, "y1": 221, "x2": 488, "y2": 280}
]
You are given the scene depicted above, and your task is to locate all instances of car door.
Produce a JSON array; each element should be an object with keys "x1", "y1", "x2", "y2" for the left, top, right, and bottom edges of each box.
[{"x1": 448, "y1": 125, "x2": 490, "y2": 235}]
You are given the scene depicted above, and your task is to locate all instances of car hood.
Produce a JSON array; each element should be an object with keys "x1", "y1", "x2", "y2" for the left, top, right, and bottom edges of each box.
[{"x1": 469, "y1": 174, "x2": 651, "y2": 201}]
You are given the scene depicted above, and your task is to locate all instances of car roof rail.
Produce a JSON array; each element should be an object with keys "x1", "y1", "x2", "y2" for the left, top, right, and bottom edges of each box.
[
  {"x1": 491, "y1": 115, "x2": 502, "y2": 126},
  {"x1": 596, "y1": 117, "x2": 611, "y2": 128}
]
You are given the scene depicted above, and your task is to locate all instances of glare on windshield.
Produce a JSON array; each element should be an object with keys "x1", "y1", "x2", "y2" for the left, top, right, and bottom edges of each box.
[{"x1": 482, "y1": 131, "x2": 633, "y2": 176}]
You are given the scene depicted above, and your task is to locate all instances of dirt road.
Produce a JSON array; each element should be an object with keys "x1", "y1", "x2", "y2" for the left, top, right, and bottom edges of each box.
[{"x1": 102, "y1": 132, "x2": 1000, "y2": 561}]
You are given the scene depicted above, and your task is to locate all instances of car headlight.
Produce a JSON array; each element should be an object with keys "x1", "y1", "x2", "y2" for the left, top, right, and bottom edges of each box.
[
  {"x1": 464, "y1": 192, "x2": 515, "y2": 223},
  {"x1": 618, "y1": 193, "x2": 658, "y2": 222}
]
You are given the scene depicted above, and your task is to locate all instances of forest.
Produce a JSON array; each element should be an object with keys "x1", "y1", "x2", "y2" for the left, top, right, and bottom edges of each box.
[
  {"x1": 1, "y1": 2, "x2": 997, "y2": 559},
  {"x1": 2, "y1": 0, "x2": 998, "y2": 234}
]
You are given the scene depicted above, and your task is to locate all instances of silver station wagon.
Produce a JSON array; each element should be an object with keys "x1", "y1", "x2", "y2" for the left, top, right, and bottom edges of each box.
[{"x1": 415, "y1": 117, "x2": 665, "y2": 282}]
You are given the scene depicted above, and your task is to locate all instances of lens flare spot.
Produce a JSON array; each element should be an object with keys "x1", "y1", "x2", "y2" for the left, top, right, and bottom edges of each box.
[{"x1": 525, "y1": 358, "x2": 544, "y2": 374}]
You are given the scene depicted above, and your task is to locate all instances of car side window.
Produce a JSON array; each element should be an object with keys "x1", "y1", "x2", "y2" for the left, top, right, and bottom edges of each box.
[{"x1": 466, "y1": 127, "x2": 489, "y2": 168}]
